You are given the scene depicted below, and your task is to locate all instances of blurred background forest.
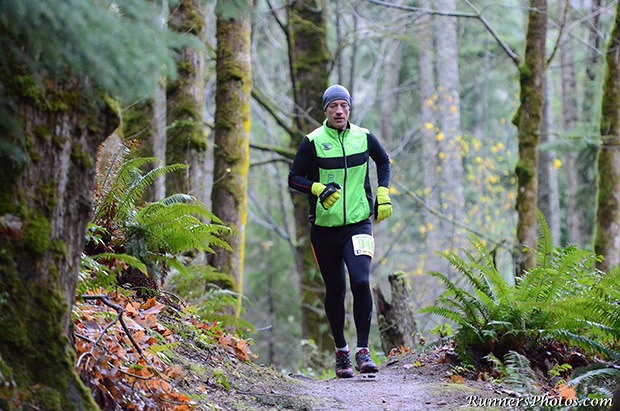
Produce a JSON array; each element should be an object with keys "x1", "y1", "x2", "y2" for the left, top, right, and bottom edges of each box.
[
  {"x1": 232, "y1": 0, "x2": 614, "y2": 373},
  {"x1": 2, "y1": 0, "x2": 620, "y2": 402},
  {"x1": 115, "y1": 0, "x2": 615, "y2": 372}
]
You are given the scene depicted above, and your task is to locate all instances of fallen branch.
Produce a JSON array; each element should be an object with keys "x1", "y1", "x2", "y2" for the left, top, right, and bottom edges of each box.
[{"x1": 77, "y1": 294, "x2": 171, "y2": 372}]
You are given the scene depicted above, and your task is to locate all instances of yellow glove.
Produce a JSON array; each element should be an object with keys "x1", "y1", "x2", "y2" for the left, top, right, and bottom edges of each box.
[
  {"x1": 374, "y1": 186, "x2": 393, "y2": 222},
  {"x1": 311, "y1": 182, "x2": 341, "y2": 210}
]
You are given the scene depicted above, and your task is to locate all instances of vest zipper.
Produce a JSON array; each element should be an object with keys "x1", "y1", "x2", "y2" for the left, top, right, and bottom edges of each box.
[{"x1": 339, "y1": 129, "x2": 348, "y2": 225}]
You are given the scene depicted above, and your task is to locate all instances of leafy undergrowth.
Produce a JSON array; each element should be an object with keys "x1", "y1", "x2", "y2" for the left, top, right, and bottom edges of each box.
[
  {"x1": 72, "y1": 290, "x2": 613, "y2": 410},
  {"x1": 400, "y1": 339, "x2": 607, "y2": 408},
  {"x1": 73, "y1": 290, "x2": 283, "y2": 410}
]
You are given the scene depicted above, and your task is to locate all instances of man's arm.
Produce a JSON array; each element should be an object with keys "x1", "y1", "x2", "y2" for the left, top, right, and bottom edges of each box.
[
  {"x1": 368, "y1": 132, "x2": 391, "y2": 187},
  {"x1": 288, "y1": 137, "x2": 315, "y2": 194}
]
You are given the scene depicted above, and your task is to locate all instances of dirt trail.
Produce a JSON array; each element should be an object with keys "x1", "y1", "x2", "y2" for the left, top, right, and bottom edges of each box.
[{"x1": 281, "y1": 357, "x2": 504, "y2": 411}]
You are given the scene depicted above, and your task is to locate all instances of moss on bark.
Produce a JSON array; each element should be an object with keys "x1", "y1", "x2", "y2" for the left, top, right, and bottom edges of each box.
[
  {"x1": 211, "y1": 1, "x2": 252, "y2": 317},
  {"x1": 514, "y1": 0, "x2": 547, "y2": 274},
  {"x1": 0, "y1": 59, "x2": 118, "y2": 410},
  {"x1": 166, "y1": 0, "x2": 208, "y2": 196},
  {"x1": 594, "y1": 0, "x2": 620, "y2": 271}
]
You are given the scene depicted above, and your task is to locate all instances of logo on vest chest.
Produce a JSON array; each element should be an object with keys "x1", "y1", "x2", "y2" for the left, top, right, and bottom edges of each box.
[{"x1": 321, "y1": 142, "x2": 333, "y2": 151}]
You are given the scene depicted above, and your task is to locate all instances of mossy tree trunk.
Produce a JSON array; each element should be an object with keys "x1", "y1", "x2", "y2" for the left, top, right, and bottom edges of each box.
[
  {"x1": 594, "y1": 0, "x2": 620, "y2": 272},
  {"x1": 0, "y1": 70, "x2": 118, "y2": 409},
  {"x1": 287, "y1": 0, "x2": 331, "y2": 353},
  {"x1": 210, "y1": 1, "x2": 252, "y2": 316},
  {"x1": 166, "y1": 0, "x2": 209, "y2": 204},
  {"x1": 512, "y1": 0, "x2": 547, "y2": 274}
]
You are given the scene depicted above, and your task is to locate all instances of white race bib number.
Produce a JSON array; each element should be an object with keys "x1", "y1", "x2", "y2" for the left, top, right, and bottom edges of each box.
[{"x1": 352, "y1": 234, "x2": 374, "y2": 257}]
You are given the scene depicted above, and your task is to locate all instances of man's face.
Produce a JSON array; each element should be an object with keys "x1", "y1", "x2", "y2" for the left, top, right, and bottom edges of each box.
[{"x1": 325, "y1": 100, "x2": 350, "y2": 131}]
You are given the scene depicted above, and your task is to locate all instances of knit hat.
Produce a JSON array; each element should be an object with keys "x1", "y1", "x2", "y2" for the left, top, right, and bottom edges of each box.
[{"x1": 322, "y1": 84, "x2": 351, "y2": 111}]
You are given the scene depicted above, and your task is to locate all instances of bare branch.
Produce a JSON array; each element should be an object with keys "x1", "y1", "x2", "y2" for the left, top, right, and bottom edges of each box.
[
  {"x1": 265, "y1": 0, "x2": 288, "y2": 35},
  {"x1": 78, "y1": 294, "x2": 160, "y2": 374},
  {"x1": 462, "y1": 0, "x2": 521, "y2": 66},
  {"x1": 250, "y1": 142, "x2": 297, "y2": 160},
  {"x1": 366, "y1": 0, "x2": 521, "y2": 66},
  {"x1": 391, "y1": 179, "x2": 512, "y2": 251},
  {"x1": 250, "y1": 158, "x2": 292, "y2": 167},
  {"x1": 546, "y1": 0, "x2": 570, "y2": 66},
  {"x1": 252, "y1": 87, "x2": 305, "y2": 142},
  {"x1": 367, "y1": 0, "x2": 475, "y2": 17}
]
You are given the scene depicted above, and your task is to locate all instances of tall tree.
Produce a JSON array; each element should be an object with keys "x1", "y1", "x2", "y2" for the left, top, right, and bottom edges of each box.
[
  {"x1": 513, "y1": 0, "x2": 547, "y2": 273},
  {"x1": 578, "y1": 0, "x2": 604, "y2": 247},
  {"x1": 559, "y1": 4, "x2": 582, "y2": 246},
  {"x1": 379, "y1": 40, "x2": 403, "y2": 146},
  {"x1": 434, "y1": 0, "x2": 465, "y2": 252},
  {"x1": 0, "y1": 1, "x2": 181, "y2": 408},
  {"x1": 594, "y1": 0, "x2": 620, "y2": 272},
  {"x1": 0, "y1": 68, "x2": 118, "y2": 411},
  {"x1": 167, "y1": 0, "x2": 209, "y2": 204},
  {"x1": 211, "y1": 0, "x2": 252, "y2": 315},
  {"x1": 418, "y1": 0, "x2": 442, "y2": 272},
  {"x1": 537, "y1": 74, "x2": 560, "y2": 244},
  {"x1": 286, "y1": 0, "x2": 331, "y2": 353}
]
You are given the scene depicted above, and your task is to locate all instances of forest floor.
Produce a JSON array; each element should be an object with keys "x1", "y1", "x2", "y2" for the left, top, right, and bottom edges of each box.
[
  {"x1": 172, "y1": 339, "x2": 512, "y2": 411},
  {"x1": 73, "y1": 292, "x2": 537, "y2": 411}
]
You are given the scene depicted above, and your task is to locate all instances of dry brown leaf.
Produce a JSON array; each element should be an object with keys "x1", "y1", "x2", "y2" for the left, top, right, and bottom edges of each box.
[{"x1": 558, "y1": 384, "x2": 577, "y2": 401}]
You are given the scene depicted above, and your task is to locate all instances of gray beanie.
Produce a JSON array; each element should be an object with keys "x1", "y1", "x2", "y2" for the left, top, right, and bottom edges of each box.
[{"x1": 322, "y1": 84, "x2": 351, "y2": 111}]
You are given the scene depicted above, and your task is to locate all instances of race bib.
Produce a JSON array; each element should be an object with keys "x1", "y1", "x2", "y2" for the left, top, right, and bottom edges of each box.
[{"x1": 352, "y1": 234, "x2": 374, "y2": 257}]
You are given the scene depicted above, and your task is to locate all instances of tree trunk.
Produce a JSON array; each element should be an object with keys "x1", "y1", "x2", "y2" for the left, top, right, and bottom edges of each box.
[
  {"x1": 579, "y1": 0, "x2": 604, "y2": 247},
  {"x1": 287, "y1": 0, "x2": 332, "y2": 353},
  {"x1": 434, "y1": 0, "x2": 465, "y2": 253},
  {"x1": 121, "y1": 1, "x2": 169, "y2": 203},
  {"x1": 559, "y1": 21, "x2": 582, "y2": 246},
  {"x1": 594, "y1": 0, "x2": 620, "y2": 272},
  {"x1": 0, "y1": 71, "x2": 118, "y2": 409},
  {"x1": 167, "y1": 0, "x2": 209, "y2": 204},
  {"x1": 211, "y1": 1, "x2": 252, "y2": 316},
  {"x1": 419, "y1": 0, "x2": 442, "y2": 273},
  {"x1": 537, "y1": 74, "x2": 560, "y2": 244},
  {"x1": 513, "y1": 0, "x2": 547, "y2": 274},
  {"x1": 379, "y1": 40, "x2": 402, "y2": 146},
  {"x1": 372, "y1": 272, "x2": 417, "y2": 356}
]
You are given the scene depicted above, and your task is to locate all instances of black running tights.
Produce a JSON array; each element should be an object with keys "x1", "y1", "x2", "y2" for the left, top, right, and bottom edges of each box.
[{"x1": 310, "y1": 219, "x2": 373, "y2": 349}]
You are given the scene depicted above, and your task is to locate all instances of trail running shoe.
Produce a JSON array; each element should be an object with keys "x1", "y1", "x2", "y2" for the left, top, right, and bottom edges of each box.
[
  {"x1": 355, "y1": 348, "x2": 379, "y2": 373},
  {"x1": 335, "y1": 350, "x2": 354, "y2": 378}
]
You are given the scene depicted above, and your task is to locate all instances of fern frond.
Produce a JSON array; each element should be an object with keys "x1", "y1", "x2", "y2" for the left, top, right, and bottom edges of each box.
[
  {"x1": 536, "y1": 211, "x2": 554, "y2": 268},
  {"x1": 566, "y1": 366, "x2": 620, "y2": 388},
  {"x1": 115, "y1": 163, "x2": 188, "y2": 220},
  {"x1": 545, "y1": 329, "x2": 619, "y2": 360},
  {"x1": 94, "y1": 252, "x2": 148, "y2": 275},
  {"x1": 426, "y1": 270, "x2": 486, "y2": 324},
  {"x1": 502, "y1": 351, "x2": 542, "y2": 395}
]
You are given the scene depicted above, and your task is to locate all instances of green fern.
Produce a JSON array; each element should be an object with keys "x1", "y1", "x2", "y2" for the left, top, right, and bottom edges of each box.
[
  {"x1": 94, "y1": 157, "x2": 187, "y2": 226},
  {"x1": 486, "y1": 351, "x2": 542, "y2": 396},
  {"x1": 82, "y1": 154, "x2": 231, "y2": 292},
  {"x1": 421, "y1": 212, "x2": 620, "y2": 368}
]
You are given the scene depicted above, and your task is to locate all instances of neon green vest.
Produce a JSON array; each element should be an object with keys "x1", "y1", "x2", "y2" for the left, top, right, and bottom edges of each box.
[{"x1": 307, "y1": 122, "x2": 372, "y2": 227}]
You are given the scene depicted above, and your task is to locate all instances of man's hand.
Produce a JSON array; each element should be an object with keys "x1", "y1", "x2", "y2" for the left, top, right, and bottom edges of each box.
[
  {"x1": 374, "y1": 186, "x2": 393, "y2": 222},
  {"x1": 312, "y1": 182, "x2": 341, "y2": 210}
]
